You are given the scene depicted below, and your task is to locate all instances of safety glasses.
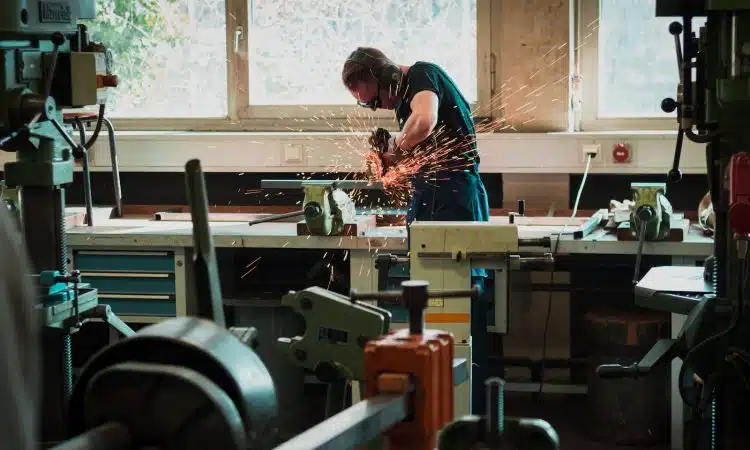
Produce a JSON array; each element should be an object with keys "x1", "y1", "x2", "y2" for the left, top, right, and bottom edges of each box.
[{"x1": 357, "y1": 80, "x2": 381, "y2": 110}]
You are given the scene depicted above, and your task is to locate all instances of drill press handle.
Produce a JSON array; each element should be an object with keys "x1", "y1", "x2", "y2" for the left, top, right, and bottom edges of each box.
[
  {"x1": 350, "y1": 281, "x2": 479, "y2": 335},
  {"x1": 596, "y1": 338, "x2": 675, "y2": 379}
]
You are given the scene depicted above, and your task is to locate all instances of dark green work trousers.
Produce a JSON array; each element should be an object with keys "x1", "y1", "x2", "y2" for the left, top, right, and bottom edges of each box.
[{"x1": 406, "y1": 170, "x2": 490, "y2": 415}]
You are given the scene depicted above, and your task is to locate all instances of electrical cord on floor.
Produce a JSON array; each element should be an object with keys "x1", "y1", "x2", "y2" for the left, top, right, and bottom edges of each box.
[{"x1": 538, "y1": 152, "x2": 594, "y2": 398}]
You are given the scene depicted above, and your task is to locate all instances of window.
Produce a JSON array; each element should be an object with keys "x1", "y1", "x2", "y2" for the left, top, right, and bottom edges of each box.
[
  {"x1": 578, "y1": 0, "x2": 706, "y2": 129},
  {"x1": 246, "y1": 0, "x2": 477, "y2": 106},
  {"x1": 84, "y1": 0, "x2": 228, "y2": 118},
  {"x1": 79, "y1": 0, "x2": 489, "y2": 130},
  {"x1": 241, "y1": 0, "x2": 480, "y2": 120}
]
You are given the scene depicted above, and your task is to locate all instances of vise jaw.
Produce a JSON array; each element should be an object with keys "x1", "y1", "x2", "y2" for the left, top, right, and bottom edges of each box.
[
  {"x1": 630, "y1": 182, "x2": 673, "y2": 241},
  {"x1": 277, "y1": 286, "x2": 391, "y2": 381},
  {"x1": 302, "y1": 183, "x2": 356, "y2": 236}
]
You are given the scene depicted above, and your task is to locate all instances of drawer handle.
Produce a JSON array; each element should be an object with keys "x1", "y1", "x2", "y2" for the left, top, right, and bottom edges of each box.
[
  {"x1": 76, "y1": 251, "x2": 172, "y2": 257},
  {"x1": 98, "y1": 294, "x2": 172, "y2": 300},
  {"x1": 80, "y1": 272, "x2": 171, "y2": 279}
]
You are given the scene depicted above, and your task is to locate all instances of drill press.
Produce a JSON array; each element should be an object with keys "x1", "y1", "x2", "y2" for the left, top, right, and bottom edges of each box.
[
  {"x1": 0, "y1": 0, "x2": 132, "y2": 443},
  {"x1": 597, "y1": 2, "x2": 750, "y2": 449}
]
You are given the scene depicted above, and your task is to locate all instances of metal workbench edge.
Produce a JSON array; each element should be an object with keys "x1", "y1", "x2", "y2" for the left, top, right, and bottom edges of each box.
[{"x1": 66, "y1": 224, "x2": 712, "y2": 256}]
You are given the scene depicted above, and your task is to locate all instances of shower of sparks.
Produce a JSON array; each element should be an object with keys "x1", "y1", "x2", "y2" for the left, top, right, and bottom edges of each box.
[
  {"x1": 231, "y1": 12, "x2": 601, "y2": 278},
  {"x1": 240, "y1": 256, "x2": 262, "y2": 279}
]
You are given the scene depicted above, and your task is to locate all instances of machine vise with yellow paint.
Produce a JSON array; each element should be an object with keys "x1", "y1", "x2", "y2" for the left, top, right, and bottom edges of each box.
[
  {"x1": 627, "y1": 182, "x2": 674, "y2": 241},
  {"x1": 249, "y1": 179, "x2": 383, "y2": 236}
]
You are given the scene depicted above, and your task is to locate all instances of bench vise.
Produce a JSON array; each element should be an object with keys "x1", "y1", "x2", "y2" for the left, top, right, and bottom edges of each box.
[
  {"x1": 630, "y1": 182, "x2": 673, "y2": 241},
  {"x1": 277, "y1": 286, "x2": 392, "y2": 381},
  {"x1": 252, "y1": 180, "x2": 384, "y2": 236}
]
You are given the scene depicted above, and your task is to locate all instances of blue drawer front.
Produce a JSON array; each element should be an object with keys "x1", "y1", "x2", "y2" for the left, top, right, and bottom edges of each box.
[
  {"x1": 388, "y1": 264, "x2": 409, "y2": 277},
  {"x1": 103, "y1": 298, "x2": 176, "y2": 316},
  {"x1": 74, "y1": 252, "x2": 175, "y2": 272},
  {"x1": 82, "y1": 275, "x2": 176, "y2": 295}
]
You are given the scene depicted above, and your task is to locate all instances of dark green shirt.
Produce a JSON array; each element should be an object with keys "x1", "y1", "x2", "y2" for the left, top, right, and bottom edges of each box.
[{"x1": 395, "y1": 61, "x2": 480, "y2": 172}]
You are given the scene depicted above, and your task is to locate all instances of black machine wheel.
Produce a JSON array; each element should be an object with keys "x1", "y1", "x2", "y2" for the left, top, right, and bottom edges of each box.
[
  {"x1": 67, "y1": 317, "x2": 279, "y2": 449},
  {"x1": 83, "y1": 362, "x2": 247, "y2": 449}
]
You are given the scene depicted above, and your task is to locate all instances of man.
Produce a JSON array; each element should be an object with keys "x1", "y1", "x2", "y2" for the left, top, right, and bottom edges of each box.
[{"x1": 342, "y1": 47, "x2": 491, "y2": 414}]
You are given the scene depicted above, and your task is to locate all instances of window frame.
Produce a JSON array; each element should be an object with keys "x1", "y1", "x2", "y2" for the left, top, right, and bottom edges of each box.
[
  {"x1": 576, "y1": 0, "x2": 679, "y2": 131},
  {"x1": 111, "y1": 0, "x2": 494, "y2": 132}
]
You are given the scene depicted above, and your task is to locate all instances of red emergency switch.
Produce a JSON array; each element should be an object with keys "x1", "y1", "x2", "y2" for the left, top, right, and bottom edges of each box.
[{"x1": 612, "y1": 143, "x2": 631, "y2": 164}]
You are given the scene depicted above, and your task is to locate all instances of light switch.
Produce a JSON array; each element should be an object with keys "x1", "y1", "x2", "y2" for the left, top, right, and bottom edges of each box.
[{"x1": 284, "y1": 143, "x2": 304, "y2": 164}]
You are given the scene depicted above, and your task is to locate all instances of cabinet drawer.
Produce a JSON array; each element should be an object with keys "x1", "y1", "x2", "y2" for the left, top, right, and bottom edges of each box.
[
  {"x1": 80, "y1": 272, "x2": 176, "y2": 295},
  {"x1": 74, "y1": 251, "x2": 175, "y2": 272},
  {"x1": 98, "y1": 294, "x2": 176, "y2": 317}
]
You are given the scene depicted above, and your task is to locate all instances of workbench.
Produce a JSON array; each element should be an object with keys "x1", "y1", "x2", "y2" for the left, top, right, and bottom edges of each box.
[{"x1": 66, "y1": 211, "x2": 711, "y2": 450}]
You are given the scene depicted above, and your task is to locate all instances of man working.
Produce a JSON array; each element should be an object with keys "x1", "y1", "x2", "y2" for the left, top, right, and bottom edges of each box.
[{"x1": 342, "y1": 47, "x2": 491, "y2": 414}]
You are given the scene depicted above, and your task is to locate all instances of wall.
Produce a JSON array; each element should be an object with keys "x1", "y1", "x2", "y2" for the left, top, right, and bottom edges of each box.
[{"x1": 2, "y1": 130, "x2": 702, "y2": 174}]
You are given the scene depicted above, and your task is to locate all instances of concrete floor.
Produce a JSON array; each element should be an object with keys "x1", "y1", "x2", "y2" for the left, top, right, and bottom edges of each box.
[{"x1": 504, "y1": 392, "x2": 669, "y2": 450}]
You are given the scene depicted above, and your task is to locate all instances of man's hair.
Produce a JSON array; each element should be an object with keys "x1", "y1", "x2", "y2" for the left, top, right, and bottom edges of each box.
[{"x1": 341, "y1": 47, "x2": 395, "y2": 89}]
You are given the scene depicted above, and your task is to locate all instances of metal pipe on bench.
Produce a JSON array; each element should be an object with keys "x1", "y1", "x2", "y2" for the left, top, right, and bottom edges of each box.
[
  {"x1": 247, "y1": 210, "x2": 304, "y2": 226},
  {"x1": 260, "y1": 179, "x2": 385, "y2": 190}
]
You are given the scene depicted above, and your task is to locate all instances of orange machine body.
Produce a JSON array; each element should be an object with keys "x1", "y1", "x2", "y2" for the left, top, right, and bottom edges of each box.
[{"x1": 363, "y1": 328, "x2": 455, "y2": 450}]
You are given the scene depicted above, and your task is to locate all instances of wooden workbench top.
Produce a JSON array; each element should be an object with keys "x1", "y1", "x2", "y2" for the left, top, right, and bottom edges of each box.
[{"x1": 65, "y1": 207, "x2": 713, "y2": 256}]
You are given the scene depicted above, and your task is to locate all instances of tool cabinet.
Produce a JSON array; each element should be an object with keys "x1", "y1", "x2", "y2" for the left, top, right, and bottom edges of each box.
[{"x1": 69, "y1": 248, "x2": 187, "y2": 323}]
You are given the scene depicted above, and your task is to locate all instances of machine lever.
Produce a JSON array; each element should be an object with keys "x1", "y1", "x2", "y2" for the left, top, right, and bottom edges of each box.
[
  {"x1": 669, "y1": 21, "x2": 684, "y2": 83},
  {"x1": 351, "y1": 281, "x2": 478, "y2": 335},
  {"x1": 597, "y1": 338, "x2": 676, "y2": 379},
  {"x1": 668, "y1": 128, "x2": 684, "y2": 183},
  {"x1": 79, "y1": 304, "x2": 135, "y2": 338},
  {"x1": 185, "y1": 159, "x2": 226, "y2": 328}
]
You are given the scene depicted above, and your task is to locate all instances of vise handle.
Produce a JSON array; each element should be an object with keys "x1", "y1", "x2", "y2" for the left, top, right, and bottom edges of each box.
[{"x1": 350, "y1": 281, "x2": 479, "y2": 335}]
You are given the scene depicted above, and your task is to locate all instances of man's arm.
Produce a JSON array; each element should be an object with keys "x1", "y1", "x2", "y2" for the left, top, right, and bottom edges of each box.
[{"x1": 394, "y1": 91, "x2": 439, "y2": 151}]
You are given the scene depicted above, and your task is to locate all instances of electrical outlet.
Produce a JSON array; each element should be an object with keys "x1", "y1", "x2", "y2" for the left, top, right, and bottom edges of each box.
[{"x1": 581, "y1": 144, "x2": 600, "y2": 163}]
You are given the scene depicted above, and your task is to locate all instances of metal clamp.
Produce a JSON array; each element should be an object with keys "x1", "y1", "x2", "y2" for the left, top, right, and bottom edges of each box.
[{"x1": 350, "y1": 281, "x2": 478, "y2": 335}]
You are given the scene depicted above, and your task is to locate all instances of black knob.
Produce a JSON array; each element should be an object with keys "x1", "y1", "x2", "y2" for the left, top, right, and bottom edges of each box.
[
  {"x1": 661, "y1": 97, "x2": 678, "y2": 113},
  {"x1": 636, "y1": 205, "x2": 656, "y2": 222},
  {"x1": 669, "y1": 21, "x2": 683, "y2": 36},
  {"x1": 304, "y1": 203, "x2": 322, "y2": 218},
  {"x1": 402, "y1": 280, "x2": 429, "y2": 335},
  {"x1": 668, "y1": 168, "x2": 682, "y2": 183}
]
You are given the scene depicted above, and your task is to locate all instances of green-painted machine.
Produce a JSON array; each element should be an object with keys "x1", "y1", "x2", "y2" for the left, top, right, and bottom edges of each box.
[
  {"x1": 278, "y1": 287, "x2": 391, "y2": 381},
  {"x1": 278, "y1": 287, "x2": 391, "y2": 418},
  {"x1": 597, "y1": 2, "x2": 750, "y2": 450},
  {"x1": 0, "y1": 0, "x2": 134, "y2": 444}
]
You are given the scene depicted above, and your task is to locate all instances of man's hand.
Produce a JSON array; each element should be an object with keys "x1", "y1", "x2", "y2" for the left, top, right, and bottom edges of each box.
[{"x1": 369, "y1": 127, "x2": 391, "y2": 154}]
